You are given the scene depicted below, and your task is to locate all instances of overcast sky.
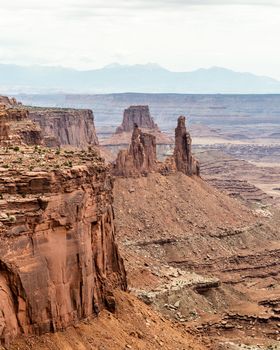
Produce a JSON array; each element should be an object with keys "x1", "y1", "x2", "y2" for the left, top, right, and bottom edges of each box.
[{"x1": 0, "y1": 0, "x2": 279, "y2": 79}]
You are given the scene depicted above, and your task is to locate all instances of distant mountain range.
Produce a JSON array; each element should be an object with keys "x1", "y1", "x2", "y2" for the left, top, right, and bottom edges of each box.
[{"x1": 1, "y1": 63, "x2": 280, "y2": 94}]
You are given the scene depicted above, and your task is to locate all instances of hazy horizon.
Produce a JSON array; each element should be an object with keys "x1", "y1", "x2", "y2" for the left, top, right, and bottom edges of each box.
[{"x1": 0, "y1": 0, "x2": 280, "y2": 80}]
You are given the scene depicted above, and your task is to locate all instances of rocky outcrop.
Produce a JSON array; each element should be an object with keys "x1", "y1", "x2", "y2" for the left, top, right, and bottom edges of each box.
[
  {"x1": 0, "y1": 105, "x2": 42, "y2": 146},
  {"x1": 116, "y1": 105, "x2": 159, "y2": 133},
  {"x1": 113, "y1": 117, "x2": 200, "y2": 178},
  {"x1": 174, "y1": 116, "x2": 200, "y2": 176},
  {"x1": 101, "y1": 105, "x2": 172, "y2": 162},
  {"x1": 0, "y1": 147, "x2": 127, "y2": 347},
  {"x1": 113, "y1": 124, "x2": 157, "y2": 177},
  {"x1": 29, "y1": 108, "x2": 99, "y2": 148},
  {"x1": 0, "y1": 96, "x2": 20, "y2": 109}
]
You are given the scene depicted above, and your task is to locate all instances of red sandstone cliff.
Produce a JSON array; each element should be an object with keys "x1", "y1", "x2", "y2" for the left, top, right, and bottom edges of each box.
[
  {"x1": 0, "y1": 148, "x2": 126, "y2": 347},
  {"x1": 0, "y1": 104, "x2": 42, "y2": 146},
  {"x1": 29, "y1": 108, "x2": 99, "y2": 148},
  {"x1": 0, "y1": 98, "x2": 126, "y2": 347}
]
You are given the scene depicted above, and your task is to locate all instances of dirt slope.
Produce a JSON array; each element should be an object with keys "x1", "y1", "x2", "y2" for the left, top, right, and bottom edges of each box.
[
  {"x1": 5, "y1": 291, "x2": 206, "y2": 350},
  {"x1": 113, "y1": 172, "x2": 280, "y2": 348}
]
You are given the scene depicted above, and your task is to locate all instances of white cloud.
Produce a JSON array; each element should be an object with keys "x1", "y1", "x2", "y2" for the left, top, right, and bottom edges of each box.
[{"x1": 0, "y1": 0, "x2": 279, "y2": 79}]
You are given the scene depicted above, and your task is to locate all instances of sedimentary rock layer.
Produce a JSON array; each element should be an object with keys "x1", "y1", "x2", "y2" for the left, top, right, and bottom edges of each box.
[
  {"x1": 29, "y1": 108, "x2": 99, "y2": 148},
  {"x1": 0, "y1": 106, "x2": 42, "y2": 146},
  {"x1": 0, "y1": 149, "x2": 126, "y2": 347}
]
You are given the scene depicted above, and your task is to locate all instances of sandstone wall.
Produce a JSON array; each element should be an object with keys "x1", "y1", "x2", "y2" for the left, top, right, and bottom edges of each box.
[
  {"x1": 0, "y1": 161, "x2": 126, "y2": 347},
  {"x1": 29, "y1": 109, "x2": 99, "y2": 148}
]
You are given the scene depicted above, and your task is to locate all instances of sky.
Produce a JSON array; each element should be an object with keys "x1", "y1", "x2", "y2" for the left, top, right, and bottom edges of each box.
[{"x1": 0, "y1": 0, "x2": 280, "y2": 79}]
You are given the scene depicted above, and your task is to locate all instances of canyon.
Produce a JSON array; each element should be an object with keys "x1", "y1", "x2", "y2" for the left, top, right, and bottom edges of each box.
[
  {"x1": 0, "y1": 95, "x2": 279, "y2": 350},
  {"x1": 18, "y1": 93, "x2": 280, "y2": 201}
]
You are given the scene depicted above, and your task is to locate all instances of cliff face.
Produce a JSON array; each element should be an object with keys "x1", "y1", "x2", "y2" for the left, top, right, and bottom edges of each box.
[
  {"x1": 0, "y1": 105, "x2": 42, "y2": 146},
  {"x1": 174, "y1": 116, "x2": 200, "y2": 176},
  {"x1": 0, "y1": 147, "x2": 126, "y2": 348},
  {"x1": 113, "y1": 125, "x2": 157, "y2": 177},
  {"x1": 116, "y1": 105, "x2": 159, "y2": 133},
  {"x1": 0, "y1": 96, "x2": 19, "y2": 108},
  {"x1": 29, "y1": 108, "x2": 99, "y2": 148}
]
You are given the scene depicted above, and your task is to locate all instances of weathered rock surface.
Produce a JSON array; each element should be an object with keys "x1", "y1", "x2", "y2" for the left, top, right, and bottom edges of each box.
[
  {"x1": 195, "y1": 150, "x2": 279, "y2": 205},
  {"x1": 0, "y1": 96, "x2": 20, "y2": 109},
  {"x1": 0, "y1": 147, "x2": 126, "y2": 347},
  {"x1": 174, "y1": 116, "x2": 200, "y2": 176},
  {"x1": 113, "y1": 116, "x2": 200, "y2": 178},
  {"x1": 0, "y1": 104, "x2": 42, "y2": 146},
  {"x1": 113, "y1": 124, "x2": 157, "y2": 177},
  {"x1": 116, "y1": 105, "x2": 159, "y2": 133},
  {"x1": 100, "y1": 105, "x2": 173, "y2": 162},
  {"x1": 29, "y1": 108, "x2": 99, "y2": 148}
]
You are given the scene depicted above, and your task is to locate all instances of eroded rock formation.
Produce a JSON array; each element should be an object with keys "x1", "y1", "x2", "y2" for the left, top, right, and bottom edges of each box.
[
  {"x1": 0, "y1": 148, "x2": 127, "y2": 347},
  {"x1": 116, "y1": 105, "x2": 159, "y2": 133},
  {"x1": 174, "y1": 116, "x2": 200, "y2": 176},
  {"x1": 29, "y1": 108, "x2": 99, "y2": 148},
  {"x1": 0, "y1": 99, "x2": 126, "y2": 347},
  {"x1": 0, "y1": 96, "x2": 20, "y2": 108},
  {"x1": 113, "y1": 116, "x2": 200, "y2": 178},
  {"x1": 0, "y1": 104, "x2": 42, "y2": 146},
  {"x1": 113, "y1": 124, "x2": 157, "y2": 177}
]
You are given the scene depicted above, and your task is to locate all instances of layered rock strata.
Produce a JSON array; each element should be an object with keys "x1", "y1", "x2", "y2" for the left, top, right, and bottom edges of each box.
[
  {"x1": 0, "y1": 146, "x2": 127, "y2": 347},
  {"x1": 0, "y1": 96, "x2": 20, "y2": 108},
  {"x1": 116, "y1": 105, "x2": 159, "y2": 133},
  {"x1": 174, "y1": 116, "x2": 200, "y2": 176},
  {"x1": 113, "y1": 124, "x2": 157, "y2": 177},
  {"x1": 0, "y1": 105, "x2": 42, "y2": 146},
  {"x1": 29, "y1": 108, "x2": 99, "y2": 148}
]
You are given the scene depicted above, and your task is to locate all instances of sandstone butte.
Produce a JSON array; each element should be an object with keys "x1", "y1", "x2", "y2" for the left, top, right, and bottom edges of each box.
[
  {"x1": 115, "y1": 105, "x2": 159, "y2": 134},
  {"x1": 100, "y1": 105, "x2": 173, "y2": 161},
  {"x1": 0, "y1": 97, "x2": 206, "y2": 349}
]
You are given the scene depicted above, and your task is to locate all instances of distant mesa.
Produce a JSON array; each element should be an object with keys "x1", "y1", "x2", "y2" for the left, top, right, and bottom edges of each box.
[
  {"x1": 101, "y1": 105, "x2": 173, "y2": 161},
  {"x1": 116, "y1": 105, "x2": 159, "y2": 133}
]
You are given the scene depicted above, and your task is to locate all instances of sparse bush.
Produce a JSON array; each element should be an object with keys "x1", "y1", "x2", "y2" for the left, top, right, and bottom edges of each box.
[{"x1": 8, "y1": 215, "x2": 16, "y2": 223}]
